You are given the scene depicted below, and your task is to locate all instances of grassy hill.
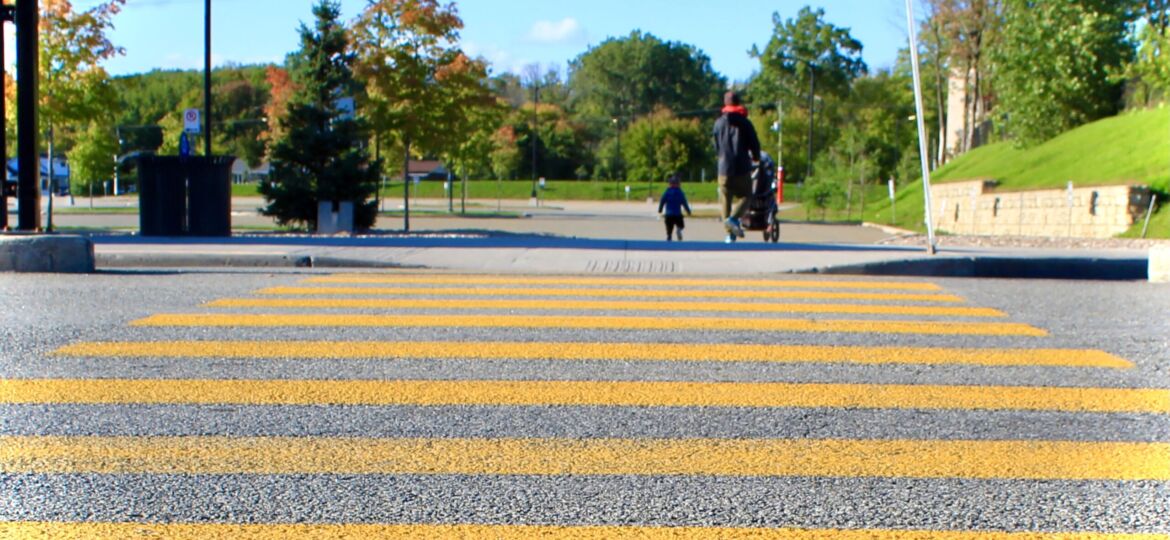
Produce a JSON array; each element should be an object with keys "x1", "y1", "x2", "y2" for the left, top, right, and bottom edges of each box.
[
  {"x1": 860, "y1": 107, "x2": 1170, "y2": 238},
  {"x1": 933, "y1": 107, "x2": 1170, "y2": 192}
]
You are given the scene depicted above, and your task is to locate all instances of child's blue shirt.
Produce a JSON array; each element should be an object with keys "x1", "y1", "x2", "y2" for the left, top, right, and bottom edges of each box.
[{"x1": 658, "y1": 186, "x2": 691, "y2": 217}]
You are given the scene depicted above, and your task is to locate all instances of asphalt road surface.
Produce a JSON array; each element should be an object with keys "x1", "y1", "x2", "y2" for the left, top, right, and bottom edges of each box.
[{"x1": 1, "y1": 270, "x2": 1168, "y2": 538}]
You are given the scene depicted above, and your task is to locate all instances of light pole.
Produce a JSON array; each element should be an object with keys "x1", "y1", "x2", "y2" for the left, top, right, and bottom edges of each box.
[
  {"x1": 777, "y1": 54, "x2": 819, "y2": 184},
  {"x1": 612, "y1": 117, "x2": 622, "y2": 192},
  {"x1": 530, "y1": 79, "x2": 539, "y2": 199},
  {"x1": 905, "y1": 0, "x2": 938, "y2": 254},
  {"x1": 0, "y1": 3, "x2": 11, "y2": 230}
]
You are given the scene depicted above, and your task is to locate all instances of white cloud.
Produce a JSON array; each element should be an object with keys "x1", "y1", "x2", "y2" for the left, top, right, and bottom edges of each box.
[{"x1": 527, "y1": 17, "x2": 585, "y2": 45}]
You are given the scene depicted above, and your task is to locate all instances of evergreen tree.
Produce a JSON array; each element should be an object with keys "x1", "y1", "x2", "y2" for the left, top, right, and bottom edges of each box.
[{"x1": 260, "y1": 0, "x2": 380, "y2": 230}]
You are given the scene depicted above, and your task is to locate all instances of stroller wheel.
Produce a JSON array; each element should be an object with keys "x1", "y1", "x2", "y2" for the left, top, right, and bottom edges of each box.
[{"x1": 770, "y1": 222, "x2": 780, "y2": 243}]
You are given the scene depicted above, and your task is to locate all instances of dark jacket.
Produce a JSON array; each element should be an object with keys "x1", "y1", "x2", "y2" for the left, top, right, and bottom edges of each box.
[
  {"x1": 713, "y1": 112, "x2": 761, "y2": 177},
  {"x1": 658, "y1": 186, "x2": 691, "y2": 217}
]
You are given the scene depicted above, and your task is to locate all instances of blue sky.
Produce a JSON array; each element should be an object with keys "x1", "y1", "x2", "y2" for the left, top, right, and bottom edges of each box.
[{"x1": 56, "y1": 0, "x2": 914, "y2": 82}]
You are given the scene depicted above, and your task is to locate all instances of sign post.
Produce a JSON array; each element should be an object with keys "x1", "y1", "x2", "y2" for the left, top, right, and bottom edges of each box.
[
  {"x1": 888, "y1": 179, "x2": 897, "y2": 224},
  {"x1": 179, "y1": 132, "x2": 191, "y2": 158}
]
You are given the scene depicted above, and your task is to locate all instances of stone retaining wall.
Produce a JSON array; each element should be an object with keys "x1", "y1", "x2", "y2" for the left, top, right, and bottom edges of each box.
[{"x1": 931, "y1": 180, "x2": 1153, "y2": 238}]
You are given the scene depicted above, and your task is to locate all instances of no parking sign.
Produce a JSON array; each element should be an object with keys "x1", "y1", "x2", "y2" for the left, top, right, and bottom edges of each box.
[{"x1": 183, "y1": 108, "x2": 201, "y2": 134}]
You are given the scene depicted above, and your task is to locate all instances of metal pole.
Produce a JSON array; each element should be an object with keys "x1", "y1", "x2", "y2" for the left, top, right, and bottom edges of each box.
[
  {"x1": 905, "y1": 0, "x2": 938, "y2": 254},
  {"x1": 203, "y1": 0, "x2": 212, "y2": 157},
  {"x1": 1142, "y1": 194, "x2": 1157, "y2": 239},
  {"x1": 16, "y1": 0, "x2": 38, "y2": 231},
  {"x1": 776, "y1": 100, "x2": 783, "y2": 167},
  {"x1": 403, "y1": 137, "x2": 410, "y2": 232},
  {"x1": 460, "y1": 163, "x2": 466, "y2": 215},
  {"x1": 530, "y1": 82, "x2": 538, "y2": 198},
  {"x1": 447, "y1": 168, "x2": 453, "y2": 213},
  {"x1": 806, "y1": 65, "x2": 815, "y2": 183},
  {"x1": 45, "y1": 127, "x2": 53, "y2": 232},
  {"x1": 0, "y1": 12, "x2": 7, "y2": 230},
  {"x1": 15, "y1": 0, "x2": 38, "y2": 230}
]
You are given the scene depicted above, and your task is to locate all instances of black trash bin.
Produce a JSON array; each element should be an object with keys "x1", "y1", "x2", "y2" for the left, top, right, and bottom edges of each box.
[{"x1": 138, "y1": 155, "x2": 235, "y2": 237}]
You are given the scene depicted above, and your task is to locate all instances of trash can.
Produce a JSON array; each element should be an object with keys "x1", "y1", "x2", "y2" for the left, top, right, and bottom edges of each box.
[{"x1": 138, "y1": 155, "x2": 234, "y2": 237}]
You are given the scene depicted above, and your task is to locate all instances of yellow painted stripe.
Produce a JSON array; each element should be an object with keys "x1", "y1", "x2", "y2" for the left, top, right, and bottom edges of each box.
[
  {"x1": 308, "y1": 274, "x2": 944, "y2": 291},
  {"x1": 3, "y1": 436, "x2": 1166, "y2": 480},
  {"x1": 4, "y1": 379, "x2": 1165, "y2": 413},
  {"x1": 53, "y1": 341, "x2": 1133, "y2": 368},
  {"x1": 262, "y1": 286, "x2": 967, "y2": 303},
  {"x1": 131, "y1": 314, "x2": 1047, "y2": 336},
  {"x1": 209, "y1": 297, "x2": 1006, "y2": 318},
  {"x1": 2, "y1": 522, "x2": 1166, "y2": 540}
]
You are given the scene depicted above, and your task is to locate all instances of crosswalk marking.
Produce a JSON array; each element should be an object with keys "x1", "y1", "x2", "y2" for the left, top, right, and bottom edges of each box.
[
  {"x1": 4, "y1": 436, "x2": 1167, "y2": 480},
  {"x1": 19, "y1": 271, "x2": 1160, "y2": 535},
  {"x1": 5, "y1": 378, "x2": 1165, "y2": 413},
  {"x1": 54, "y1": 341, "x2": 1131, "y2": 368},
  {"x1": 307, "y1": 274, "x2": 945, "y2": 291},
  {"x1": 261, "y1": 285, "x2": 968, "y2": 303},
  {"x1": 207, "y1": 297, "x2": 1007, "y2": 318},
  {"x1": 1, "y1": 522, "x2": 1165, "y2": 540},
  {"x1": 132, "y1": 313, "x2": 1048, "y2": 336}
]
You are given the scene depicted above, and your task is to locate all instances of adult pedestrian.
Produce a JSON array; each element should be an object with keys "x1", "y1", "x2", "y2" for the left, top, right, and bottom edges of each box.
[{"x1": 712, "y1": 91, "x2": 761, "y2": 243}]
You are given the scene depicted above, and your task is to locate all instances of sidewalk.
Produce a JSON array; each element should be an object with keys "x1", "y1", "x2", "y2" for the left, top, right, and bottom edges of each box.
[
  {"x1": 90, "y1": 232, "x2": 1153, "y2": 280},
  {"x1": 8, "y1": 196, "x2": 1159, "y2": 279}
]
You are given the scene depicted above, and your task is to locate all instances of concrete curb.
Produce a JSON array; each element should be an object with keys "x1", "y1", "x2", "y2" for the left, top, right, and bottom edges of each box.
[
  {"x1": 812, "y1": 256, "x2": 1149, "y2": 281},
  {"x1": 0, "y1": 235, "x2": 95, "y2": 273},
  {"x1": 1151, "y1": 245, "x2": 1170, "y2": 283},
  {"x1": 96, "y1": 253, "x2": 418, "y2": 269}
]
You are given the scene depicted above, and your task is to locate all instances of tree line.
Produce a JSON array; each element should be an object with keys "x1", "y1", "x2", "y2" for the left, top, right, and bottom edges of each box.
[{"x1": 5, "y1": 0, "x2": 1169, "y2": 227}]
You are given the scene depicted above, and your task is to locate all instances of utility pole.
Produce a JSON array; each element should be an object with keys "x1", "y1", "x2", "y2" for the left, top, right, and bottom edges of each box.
[
  {"x1": 16, "y1": 0, "x2": 39, "y2": 231},
  {"x1": 906, "y1": 0, "x2": 938, "y2": 254},
  {"x1": 0, "y1": 3, "x2": 12, "y2": 230},
  {"x1": 203, "y1": 0, "x2": 212, "y2": 157},
  {"x1": 530, "y1": 79, "x2": 539, "y2": 199},
  {"x1": 806, "y1": 63, "x2": 816, "y2": 183}
]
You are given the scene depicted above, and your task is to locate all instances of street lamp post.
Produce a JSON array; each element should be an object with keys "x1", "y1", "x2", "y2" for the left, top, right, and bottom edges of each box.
[
  {"x1": 777, "y1": 54, "x2": 819, "y2": 185},
  {"x1": 806, "y1": 63, "x2": 816, "y2": 183},
  {"x1": 530, "y1": 80, "x2": 539, "y2": 199},
  {"x1": 612, "y1": 117, "x2": 622, "y2": 194}
]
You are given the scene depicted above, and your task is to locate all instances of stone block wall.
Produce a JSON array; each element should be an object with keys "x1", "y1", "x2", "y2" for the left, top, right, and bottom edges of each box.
[{"x1": 930, "y1": 180, "x2": 1153, "y2": 238}]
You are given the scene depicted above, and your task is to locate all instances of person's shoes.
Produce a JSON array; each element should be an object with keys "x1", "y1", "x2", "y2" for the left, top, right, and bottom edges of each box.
[
  {"x1": 724, "y1": 234, "x2": 736, "y2": 244},
  {"x1": 725, "y1": 218, "x2": 745, "y2": 238},
  {"x1": 666, "y1": 236, "x2": 672, "y2": 242}
]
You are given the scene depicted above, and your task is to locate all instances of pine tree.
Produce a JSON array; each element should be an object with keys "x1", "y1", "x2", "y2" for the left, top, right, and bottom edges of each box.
[{"x1": 260, "y1": 0, "x2": 380, "y2": 230}]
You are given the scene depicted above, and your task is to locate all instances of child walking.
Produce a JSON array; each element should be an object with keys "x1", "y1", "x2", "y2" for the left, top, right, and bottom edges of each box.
[{"x1": 657, "y1": 176, "x2": 692, "y2": 241}]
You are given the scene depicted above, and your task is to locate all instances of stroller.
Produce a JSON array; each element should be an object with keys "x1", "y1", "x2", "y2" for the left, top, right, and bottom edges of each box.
[{"x1": 739, "y1": 151, "x2": 781, "y2": 243}]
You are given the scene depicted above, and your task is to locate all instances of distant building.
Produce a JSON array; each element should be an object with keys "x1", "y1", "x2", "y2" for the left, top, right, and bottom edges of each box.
[
  {"x1": 406, "y1": 160, "x2": 453, "y2": 181},
  {"x1": 6, "y1": 156, "x2": 70, "y2": 195},
  {"x1": 230, "y1": 158, "x2": 271, "y2": 183}
]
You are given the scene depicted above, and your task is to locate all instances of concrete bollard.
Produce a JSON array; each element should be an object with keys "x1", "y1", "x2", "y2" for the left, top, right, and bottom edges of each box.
[
  {"x1": 0, "y1": 235, "x2": 94, "y2": 273},
  {"x1": 1151, "y1": 245, "x2": 1170, "y2": 283}
]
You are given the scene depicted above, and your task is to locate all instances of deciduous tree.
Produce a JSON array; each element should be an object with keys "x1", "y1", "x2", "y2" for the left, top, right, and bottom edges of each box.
[
  {"x1": 352, "y1": 0, "x2": 494, "y2": 164},
  {"x1": 568, "y1": 31, "x2": 726, "y2": 120},
  {"x1": 992, "y1": 0, "x2": 1136, "y2": 146}
]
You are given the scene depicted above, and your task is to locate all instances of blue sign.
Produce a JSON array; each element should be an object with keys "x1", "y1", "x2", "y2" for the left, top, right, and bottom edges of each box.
[{"x1": 179, "y1": 132, "x2": 191, "y2": 158}]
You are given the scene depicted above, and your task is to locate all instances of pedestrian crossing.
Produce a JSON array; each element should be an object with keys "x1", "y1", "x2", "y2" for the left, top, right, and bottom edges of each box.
[{"x1": 3, "y1": 272, "x2": 1167, "y2": 538}]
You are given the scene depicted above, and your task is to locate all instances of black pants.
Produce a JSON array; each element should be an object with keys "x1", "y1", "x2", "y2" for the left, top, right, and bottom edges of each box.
[{"x1": 664, "y1": 215, "x2": 685, "y2": 238}]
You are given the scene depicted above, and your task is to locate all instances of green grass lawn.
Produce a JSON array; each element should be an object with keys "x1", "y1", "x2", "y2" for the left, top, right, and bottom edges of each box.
[
  {"x1": 51, "y1": 206, "x2": 139, "y2": 215},
  {"x1": 932, "y1": 107, "x2": 1170, "y2": 192}
]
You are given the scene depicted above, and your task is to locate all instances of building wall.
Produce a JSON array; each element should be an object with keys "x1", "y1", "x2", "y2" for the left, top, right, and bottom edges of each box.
[
  {"x1": 931, "y1": 180, "x2": 1152, "y2": 238},
  {"x1": 944, "y1": 69, "x2": 967, "y2": 159}
]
